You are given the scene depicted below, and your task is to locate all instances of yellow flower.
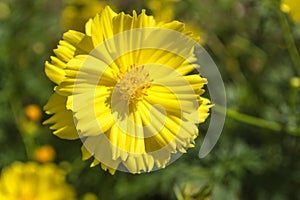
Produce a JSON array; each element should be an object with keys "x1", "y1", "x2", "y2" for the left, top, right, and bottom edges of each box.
[
  {"x1": 147, "y1": 0, "x2": 176, "y2": 22},
  {"x1": 83, "y1": 193, "x2": 98, "y2": 200},
  {"x1": 290, "y1": 76, "x2": 300, "y2": 88},
  {"x1": 147, "y1": 0, "x2": 204, "y2": 43},
  {"x1": 174, "y1": 181, "x2": 211, "y2": 200},
  {"x1": 0, "y1": 162, "x2": 75, "y2": 200},
  {"x1": 0, "y1": 2, "x2": 10, "y2": 21},
  {"x1": 44, "y1": 6, "x2": 211, "y2": 174},
  {"x1": 62, "y1": 0, "x2": 106, "y2": 32},
  {"x1": 281, "y1": 0, "x2": 300, "y2": 22}
]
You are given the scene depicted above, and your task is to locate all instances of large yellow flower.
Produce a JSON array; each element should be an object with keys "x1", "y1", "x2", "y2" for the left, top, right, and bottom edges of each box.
[
  {"x1": 0, "y1": 162, "x2": 75, "y2": 200},
  {"x1": 44, "y1": 6, "x2": 211, "y2": 174}
]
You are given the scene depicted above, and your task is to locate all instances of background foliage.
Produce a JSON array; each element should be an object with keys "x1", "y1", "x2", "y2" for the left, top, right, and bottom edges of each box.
[{"x1": 0, "y1": 0, "x2": 299, "y2": 199}]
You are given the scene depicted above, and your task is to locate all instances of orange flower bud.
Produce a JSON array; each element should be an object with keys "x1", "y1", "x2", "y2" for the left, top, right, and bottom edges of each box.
[
  {"x1": 25, "y1": 104, "x2": 42, "y2": 122},
  {"x1": 34, "y1": 145, "x2": 56, "y2": 163}
]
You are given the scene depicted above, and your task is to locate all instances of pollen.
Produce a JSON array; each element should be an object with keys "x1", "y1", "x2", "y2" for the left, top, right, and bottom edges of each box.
[{"x1": 116, "y1": 65, "x2": 153, "y2": 103}]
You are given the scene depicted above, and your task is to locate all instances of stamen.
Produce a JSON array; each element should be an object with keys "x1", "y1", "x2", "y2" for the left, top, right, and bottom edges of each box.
[{"x1": 116, "y1": 65, "x2": 152, "y2": 104}]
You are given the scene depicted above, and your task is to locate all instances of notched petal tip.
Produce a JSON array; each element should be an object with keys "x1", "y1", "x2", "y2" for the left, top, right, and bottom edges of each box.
[
  {"x1": 101, "y1": 163, "x2": 116, "y2": 175},
  {"x1": 90, "y1": 159, "x2": 100, "y2": 167},
  {"x1": 81, "y1": 145, "x2": 93, "y2": 160},
  {"x1": 44, "y1": 61, "x2": 66, "y2": 85},
  {"x1": 43, "y1": 93, "x2": 79, "y2": 140}
]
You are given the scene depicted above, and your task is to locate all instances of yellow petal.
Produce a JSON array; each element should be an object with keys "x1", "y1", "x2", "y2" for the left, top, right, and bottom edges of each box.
[
  {"x1": 73, "y1": 89, "x2": 114, "y2": 137},
  {"x1": 139, "y1": 99, "x2": 197, "y2": 154},
  {"x1": 159, "y1": 20, "x2": 185, "y2": 32},
  {"x1": 175, "y1": 60, "x2": 198, "y2": 76},
  {"x1": 63, "y1": 30, "x2": 94, "y2": 54},
  {"x1": 43, "y1": 93, "x2": 78, "y2": 140},
  {"x1": 55, "y1": 55, "x2": 115, "y2": 96},
  {"x1": 45, "y1": 30, "x2": 93, "y2": 85},
  {"x1": 183, "y1": 75, "x2": 207, "y2": 90},
  {"x1": 81, "y1": 145, "x2": 92, "y2": 160},
  {"x1": 134, "y1": 9, "x2": 156, "y2": 28},
  {"x1": 198, "y1": 97, "x2": 213, "y2": 123},
  {"x1": 139, "y1": 50, "x2": 186, "y2": 71},
  {"x1": 146, "y1": 84, "x2": 199, "y2": 116},
  {"x1": 85, "y1": 18, "x2": 93, "y2": 36},
  {"x1": 53, "y1": 40, "x2": 76, "y2": 63},
  {"x1": 101, "y1": 163, "x2": 116, "y2": 175},
  {"x1": 45, "y1": 59, "x2": 66, "y2": 85},
  {"x1": 90, "y1": 159, "x2": 100, "y2": 167},
  {"x1": 91, "y1": 6, "x2": 117, "y2": 47},
  {"x1": 83, "y1": 135, "x2": 120, "y2": 172},
  {"x1": 106, "y1": 123, "x2": 145, "y2": 156},
  {"x1": 160, "y1": 20, "x2": 199, "y2": 42},
  {"x1": 112, "y1": 11, "x2": 134, "y2": 33}
]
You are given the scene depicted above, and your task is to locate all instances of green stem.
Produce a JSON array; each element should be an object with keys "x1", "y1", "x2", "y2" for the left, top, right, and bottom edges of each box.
[
  {"x1": 279, "y1": 10, "x2": 300, "y2": 76},
  {"x1": 10, "y1": 98, "x2": 34, "y2": 160},
  {"x1": 214, "y1": 105, "x2": 300, "y2": 136},
  {"x1": 226, "y1": 109, "x2": 282, "y2": 132},
  {"x1": 22, "y1": 135, "x2": 35, "y2": 160}
]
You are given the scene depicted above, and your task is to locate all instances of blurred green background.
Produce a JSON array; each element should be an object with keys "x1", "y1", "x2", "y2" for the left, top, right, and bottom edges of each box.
[{"x1": 0, "y1": 0, "x2": 300, "y2": 199}]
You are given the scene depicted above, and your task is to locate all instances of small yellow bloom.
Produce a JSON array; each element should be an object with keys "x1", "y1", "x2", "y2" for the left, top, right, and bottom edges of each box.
[
  {"x1": 147, "y1": 0, "x2": 204, "y2": 43},
  {"x1": 147, "y1": 0, "x2": 176, "y2": 22},
  {"x1": 281, "y1": 0, "x2": 300, "y2": 22},
  {"x1": 62, "y1": 0, "x2": 106, "y2": 32},
  {"x1": 44, "y1": 6, "x2": 211, "y2": 174},
  {"x1": 83, "y1": 192, "x2": 98, "y2": 200},
  {"x1": 34, "y1": 145, "x2": 56, "y2": 163},
  {"x1": 174, "y1": 181, "x2": 211, "y2": 200},
  {"x1": 0, "y1": 162, "x2": 75, "y2": 200},
  {"x1": 290, "y1": 76, "x2": 300, "y2": 88}
]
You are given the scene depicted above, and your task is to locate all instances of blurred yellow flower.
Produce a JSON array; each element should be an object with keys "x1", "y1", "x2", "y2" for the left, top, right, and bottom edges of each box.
[
  {"x1": 147, "y1": 0, "x2": 176, "y2": 22},
  {"x1": 44, "y1": 6, "x2": 211, "y2": 174},
  {"x1": 83, "y1": 192, "x2": 98, "y2": 200},
  {"x1": 25, "y1": 104, "x2": 42, "y2": 122},
  {"x1": 147, "y1": 0, "x2": 204, "y2": 43},
  {"x1": 174, "y1": 181, "x2": 211, "y2": 200},
  {"x1": 281, "y1": 0, "x2": 300, "y2": 22},
  {"x1": 34, "y1": 145, "x2": 56, "y2": 163},
  {"x1": 62, "y1": 0, "x2": 106, "y2": 32},
  {"x1": 290, "y1": 76, "x2": 300, "y2": 88},
  {"x1": 0, "y1": 2, "x2": 10, "y2": 21},
  {"x1": 0, "y1": 162, "x2": 75, "y2": 200}
]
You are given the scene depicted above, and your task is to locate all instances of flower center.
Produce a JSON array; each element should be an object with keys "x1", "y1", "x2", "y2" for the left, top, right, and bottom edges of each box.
[{"x1": 116, "y1": 65, "x2": 152, "y2": 103}]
